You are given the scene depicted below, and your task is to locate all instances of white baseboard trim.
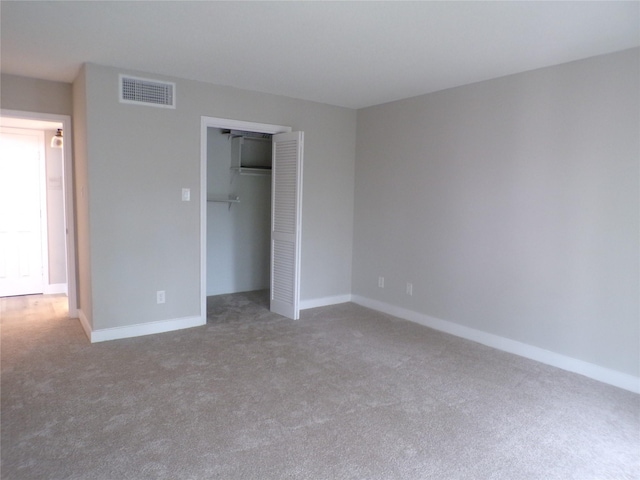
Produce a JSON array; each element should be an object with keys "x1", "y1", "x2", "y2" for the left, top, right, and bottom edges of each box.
[
  {"x1": 43, "y1": 283, "x2": 67, "y2": 295},
  {"x1": 351, "y1": 295, "x2": 640, "y2": 394},
  {"x1": 77, "y1": 309, "x2": 92, "y2": 341},
  {"x1": 300, "y1": 294, "x2": 352, "y2": 310},
  {"x1": 78, "y1": 314, "x2": 205, "y2": 343}
]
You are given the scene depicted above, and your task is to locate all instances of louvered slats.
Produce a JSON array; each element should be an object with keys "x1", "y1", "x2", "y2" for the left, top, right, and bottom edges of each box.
[
  {"x1": 272, "y1": 239, "x2": 295, "y2": 303},
  {"x1": 270, "y1": 132, "x2": 303, "y2": 319},
  {"x1": 273, "y1": 141, "x2": 297, "y2": 235},
  {"x1": 120, "y1": 75, "x2": 175, "y2": 108}
]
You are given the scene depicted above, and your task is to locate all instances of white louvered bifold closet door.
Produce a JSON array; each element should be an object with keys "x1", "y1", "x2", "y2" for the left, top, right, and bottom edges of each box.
[{"x1": 270, "y1": 131, "x2": 304, "y2": 319}]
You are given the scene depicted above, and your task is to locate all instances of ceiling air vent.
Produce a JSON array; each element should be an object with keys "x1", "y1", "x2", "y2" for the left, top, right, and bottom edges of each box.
[{"x1": 119, "y1": 75, "x2": 175, "y2": 108}]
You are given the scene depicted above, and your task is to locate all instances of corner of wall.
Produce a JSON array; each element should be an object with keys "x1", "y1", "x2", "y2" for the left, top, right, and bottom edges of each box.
[{"x1": 71, "y1": 65, "x2": 93, "y2": 327}]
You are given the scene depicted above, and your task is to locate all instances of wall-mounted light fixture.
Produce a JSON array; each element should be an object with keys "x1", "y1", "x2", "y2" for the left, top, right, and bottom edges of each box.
[{"x1": 51, "y1": 129, "x2": 63, "y2": 148}]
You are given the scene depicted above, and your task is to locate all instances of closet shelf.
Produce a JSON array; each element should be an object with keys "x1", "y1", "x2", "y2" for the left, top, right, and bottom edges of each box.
[
  {"x1": 207, "y1": 195, "x2": 240, "y2": 204},
  {"x1": 231, "y1": 167, "x2": 272, "y2": 176},
  {"x1": 222, "y1": 130, "x2": 272, "y2": 142}
]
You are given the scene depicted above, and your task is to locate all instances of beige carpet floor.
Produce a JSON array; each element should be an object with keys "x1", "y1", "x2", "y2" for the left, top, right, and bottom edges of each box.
[{"x1": 1, "y1": 291, "x2": 638, "y2": 479}]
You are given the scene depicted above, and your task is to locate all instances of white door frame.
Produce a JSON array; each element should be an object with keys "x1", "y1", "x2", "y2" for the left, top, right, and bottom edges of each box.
[
  {"x1": 200, "y1": 116, "x2": 292, "y2": 320},
  {"x1": 1, "y1": 109, "x2": 77, "y2": 317}
]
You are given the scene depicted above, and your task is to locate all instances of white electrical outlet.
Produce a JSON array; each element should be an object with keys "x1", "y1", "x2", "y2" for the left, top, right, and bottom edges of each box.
[
  {"x1": 181, "y1": 188, "x2": 190, "y2": 201},
  {"x1": 157, "y1": 290, "x2": 166, "y2": 304},
  {"x1": 378, "y1": 276, "x2": 384, "y2": 288},
  {"x1": 406, "y1": 282, "x2": 413, "y2": 296}
]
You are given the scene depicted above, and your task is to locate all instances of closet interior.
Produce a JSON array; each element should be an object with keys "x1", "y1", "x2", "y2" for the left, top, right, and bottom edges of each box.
[{"x1": 206, "y1": 128, "x2": 273, "y2": 297}]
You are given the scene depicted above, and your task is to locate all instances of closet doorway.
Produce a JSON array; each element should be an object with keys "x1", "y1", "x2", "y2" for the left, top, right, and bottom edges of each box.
[
  {"x1": 200, "y1": 117, "x2": 303, "y2": 321},
  {"x1": 206, "y1": 128, "x2": 272, "y2": 296}
]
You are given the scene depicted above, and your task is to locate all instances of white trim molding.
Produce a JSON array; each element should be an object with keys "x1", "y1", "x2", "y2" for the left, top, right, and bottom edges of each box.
[
  {"x1": 300, "y1": 294, "x2": 352, "y2": 310},
  {"x1": 77, "y1": 309, "x2": 92, "y2": 341},
  {"x1": 78, "y1": 313, "x2": 205, "y2": 343},
  {"x1": 351, "y1": 295, "x2": 640, "y2": 394}
]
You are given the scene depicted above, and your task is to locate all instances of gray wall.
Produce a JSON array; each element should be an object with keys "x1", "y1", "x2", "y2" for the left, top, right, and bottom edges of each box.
[
  {"x1": 1, "y1": 74, "x2": 72, "y2": 116},
  {"x1": 206, "y1": 129, "x2": 271, "y2": 295},
  {"x1": 353, "y1": 48, "x2": 639, "y2": 376},
  {"x1": 77, "y1": 63, "x2": 356, "y2": 330}
]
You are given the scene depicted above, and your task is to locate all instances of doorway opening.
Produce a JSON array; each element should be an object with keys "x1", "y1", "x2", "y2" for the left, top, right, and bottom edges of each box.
[
  {"x1": 206, "y1": 128, "x2": 272, "y2": 300},
  {"x1": 200, "y1": 116, "x2": 302, "y2": 323},
  {"x1": 0, "y1": 110, "x2": 77, "y2": 317}
]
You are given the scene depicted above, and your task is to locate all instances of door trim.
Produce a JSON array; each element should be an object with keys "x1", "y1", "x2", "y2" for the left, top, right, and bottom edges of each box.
[
  {"x1": 1, "y1": 109, "x2": 77, "y2": 317},
  {"x1": 200, "y1": 116, "x2": 291, "y2": 321}
]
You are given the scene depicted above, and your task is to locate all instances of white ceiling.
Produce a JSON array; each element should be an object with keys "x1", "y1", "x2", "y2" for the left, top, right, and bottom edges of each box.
[{"x1": 1, "y1": 1, "x2": 638, "y2": 109}]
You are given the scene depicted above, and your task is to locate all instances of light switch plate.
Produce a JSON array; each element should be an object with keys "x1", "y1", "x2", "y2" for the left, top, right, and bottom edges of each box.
[{"x1": 182, "y1": 188, "x2": 190, "y2": 201}]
